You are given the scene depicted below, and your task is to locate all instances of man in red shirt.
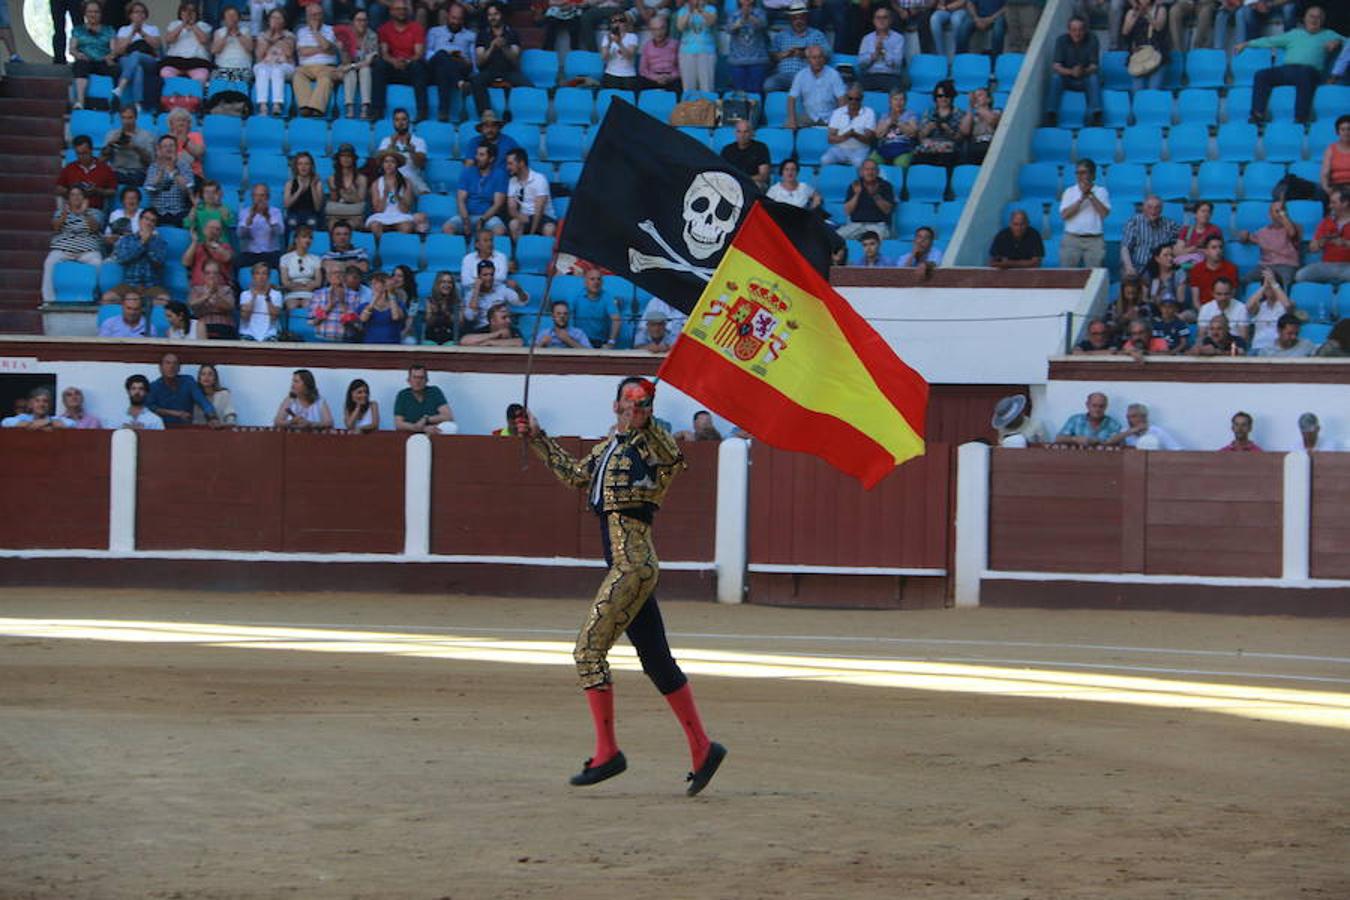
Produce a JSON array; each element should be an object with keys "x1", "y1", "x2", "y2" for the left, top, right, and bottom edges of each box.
[
  {"x1": 56, "y1": 135, "x2": 117, "y2": 210},
  {"x1": 1295, "y1": 186, "x2": 1350, "y2": 285},
  {"x1": 1187, "y1": 235, "x2": 1239, "y2": 307},
  {"x1": 372, "y1": 0, "x2": 429, "y2": 122},
  {"x1": 1219, "y1": 411, "x2": 1262, "y2": 452}
]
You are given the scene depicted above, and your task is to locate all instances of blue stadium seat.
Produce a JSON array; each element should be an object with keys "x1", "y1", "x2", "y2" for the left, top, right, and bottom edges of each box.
[
  {"x1": 1226, "y1": 240, "x2": 1259, "y2": 274},
  {"x1": 637, "y1": 90, "x2": 677, "y2": 123},
  {"x1": 244, "y1": 116, "x2": 286, "y2": 154},
  {"x1": 1102, "y1": 90, "x2": 1131, "y2": 129},
  {"x1": 1150, "y1": 162, "x2": 1193, "y2": 200},
  {"x1": 1163, "y1": 54, "x2": 1184, "y2": 90},
  {"x1": 1285, "y1": 200, "x2": 1323, "y2": 237},
  {"x1": 994, "y1": 53, "x2": 1024, "y2": 89},
  {"x1": 1289, "y1": 160, "x2": 1320, "y2": 187},
  {"x1": 1291, "y1": 282, "x2": 1337, "y2": 323},
  {"x1": 1103, "y1": 203, "x2": 1133, "y2": 241},
  {"x1": 1313, "y1": 86, "x2": 1350, "y2": 123},
  {"x1": 1017, "y1": 161, "x2": 1060, "y2": 199},
  {"x1": 594, "y1": 88, "x2": 633, "y2": 122},
  {"x1": 553, "y1": 196, "x2": 570, "y2": 219},
  {"x1": 759, "y1": 127, "x2": 794, "y2": 163},
  {"x1": 950, "y1": 164, "x2": 979, "y2": 197},
  {"x1": 1216, "y1": 122, "x2": 1258, "y2": 162},
  {"x1": 1197, "y1": 161, "x2": 1239, "y2": 200},
  {"x1": 813, "y1": 165, "x2": 853, "y2": 205},
  {"x1": 1176, "y1": 89, "x2": 1219, "y2": 125},
  {"x1": 385, "y1": 85, "x2": 418, "y2": 116},
  {"x1": 378, "y1": 232, "x2": 421, "y2": 269},
  {"x1": 330, "y1": 118, "x2": 373, "y2": 155},
  {"x1": 554, "y1": 160, "x2": 585, "y2": 192},
  {"x1": 895, "y1": 202, "x2": 933, "y2": 237},
  {"x1": 515, "y1": 235, "x2": 554, "y2": 274},
  {"x1": 248, "y1": 151, "x2": 290, "y2": 186},
  {"x1": 907, "y1": 55, "x2": 948, "y2": 94},
  {"x1": 309, "y1": 231, "x2": 330, "y2": 256},
  {"x1": 552, "y1": 87, "x2": 593, "y2": 126},
  {"x1": 84, "y1": 74, "x2": 115, "y2": 105},
  {"x1": 1241, "y1": 161, "x2": 1284, "y2": 200},
  {"x1": 425, "y1": 158, "x2": 462, "y2": 192},
  {"x1": 905, "y1": 165, "x2": 947, "y2": 203},
  {"x1": 952, "y1": 54, "x2": 990, "y2": 92},
  {"x1": 1101, "y1": 51, "x2": 1131, "y2": 92},
  {"x1": 1183, "y1": 49, "x2": 1227, "y2": 89},
  {"x1": 202, "y1": 114, "x2": 243, "y2": 153},
  {"x1": 563, "y1": 50, "x2": 603, "y2": 83},
  {"x1": 203, "y1": 149, "x2": 244, "y2": 188},
  {"x1": 69, "y1": 109, "x2": 111, "y2": 142},
  {"x1": 1262, "y1": 126, "x2": 1303, "y2": 163},
  {"x1": 1105, "y1": 163, "x2": 1147, "y2": 203},
  {"x1": 795, "y1": 127, "x2": 829, "y2": 164},
  {"x1": 763, "y1": 92, "x2": 789, "y2": 127},
  {"x1": 1233, "y1": 201, "x2": 1268, "y2": 234},
  {"x1": 165, "y1": 263, "x2": 190, "y2": 302},
  {"x1": 676, "y1": 126, "x2": 714, "y2": 150},
  {"x1": 1074, "y1": 127, "x2": 1117, "y2": 163},
  {"x1": 1232, "y1": 48, "x2": 1280, "y2": 86},
  {"x1": 1132, "y1": 89, "x2": 1173, "y2": 127},
  {"x1": 417, "y1": 193, "x2": 456, "y2": 230},
  {"x1": 936, "y1": 200, "x2": 964, "y2": 234},
  {"x1": 350, "y1": 229, "x2": 377, "y2": 261},
  {"x1": 424, "y1": 233, "x2": 463, "y2": 268},
  {"x1": 1266, "y1": 85, "x2": 1299, "y2": 121},
  {"x1": 510, "y1": 87, "x2": 550, "y2": 125},
  {"x1": 544, "y1": 124, "x2": 586, "y2": 161},
  {"x1": 97, "y1": 262, "x2": 124, "y2": 294},
  {"x1": 1122, "y1": 125, "x2": 1164, "y2": 163},
  {"x1": 158, "y1": 226, "x2": 191, "y2": 262},
  {"x1": 1168, "y1": 123, "x2": 1210, "y2": 163},
  {"x1": 1307, "y1": 119, "x2": 1336, "y2": 157},
  {"x1": 1057, "y1": 93, "x2": 1087, "y2": 129},
  {"x1": 1031, "y1": 127, "x2": 1072, "y2": 160},
  {"x1": 287, "y1": 118, "x2": 328, "y2": 155},
  {"x1": 1301, "y1": 323, "x2": 1333, "y2": 345},
  {"x1": 501, "y1": 123, "x2": 541, "y2": 158},
  {"x1": 418, "y1": 121, "x2": 455, "y2": 157},
  {"x1": 162, "y1": 76, "x2": 203, "y2": 100},
  {"x1": 521, "y1": 49, "x2": 559, "y2": 87},
  {"x1": 51, "y1": 261, "x2": 98, "y2": 304}
]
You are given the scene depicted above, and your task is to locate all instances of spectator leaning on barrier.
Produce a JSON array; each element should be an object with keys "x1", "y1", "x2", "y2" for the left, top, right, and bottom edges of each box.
[
  {"x1": 988, "y1": 209, "x2": 1044, "y2": 269},
  {"x1": 459, "y1": 301, "x2": 524, "y2": 347},
  {"x1": 394, "y1": 364, "x2": 457, "y2": 434},
  {"x1": 838, "y1": 159, "x2": 895, "y2": 240},
  {"x1": 148, "y1": 352, "x2": 219, "y2": 428},
  {"x1": 634, "y1": 309, "x2": 675, "y2": 354},
  {"x1": 1057, "y1": 391, "x2": 1122, "y2": 446},
  {"x1": 856, "y1": 230, "x2": 895, "y2": 267},
  {"x1": 195, "y1": 363, "x2": 237, "y2": 425},
  {"x1": 1058, "y1": 159, "x2": 1110, "y2": 269},
  {"x1": 1151, "y1": 297, "x2": 1191, "y2": 353},
  {"x1": 1191, "y1": 313, "x2": 1248, "y2": 356},
  {"x1": 1296, "y1": 185, "x2": 1350, "y2": 286},
  {"x1": 1255, "y1": 313, "x2": 1318, "y2": 358},
  {"x1": 112, "y1": 375, "x2": 165, "y2": 430},
  {"x1": 59, "y1": 387, "x2": 101, "y2": 429},
  {"x1": 99, "y1": 292, "x2": 154, "y2": 337},
  {"x1": 1, "y1": 389, "x2": 74, "y2": 430},
  {"x1": 344, "y1": 379, "x2": 381, "y2": 433},
  {"x1": 1105, "y1": 403, "x2": 1183, "y2": 450},
  {"x1": 898, "y1": 226, "x2": 944, "y2": 268},
  {"x1": 535, "y1": 300, "x2": 594, "y2": 349},
  {"x1": 274, "y1": 368, "x2": 334, "y2": 430},
  {"x1": 1220, "y1": 411, "x2": 1261, "y2": 452},
  {"x1": 1074, "y1": 317, "x2": 1117, "y2": 354}
]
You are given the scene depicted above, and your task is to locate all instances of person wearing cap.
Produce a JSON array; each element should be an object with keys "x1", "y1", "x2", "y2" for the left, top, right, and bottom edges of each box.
[
  {"x1": 461, "y1": 109, "x2": 521, "y2": 176},
  {"x1": 764, "y1": 1, "x2": 829, "y2": 92},
  {"x1": 991, "y1": 394, "x2": 1047, "y2": 446},
  {"x1": 371, "y1": 0, "x2": 429, "y2": 122},
  {"x1": 1105, "y1": 403, "x2": 1183, "y2": 450},
  {"x1": 634, "y1": 309, "x2": 675, "y2": 354},
  {"x1": 469, "y1": 2, "x2": 529, "y2": 119},
  {"x1": 1150, "y1": 297, "x2": 1191, "y2": 354},
  {"x1": 447, "y1": 143, "x2": 509, "y2": 238},
  {"x1": 1254, "y1": 314, "x2": 1318, "y2": 358},
  {"x1": 463, "y1": 259, "x2": 528, "y2": 329},
  {"x1": 514, "y1": 378, "x2": 727, "y2": 795},
  {"x1": 1297, "y1": 413, "x2": 1335, "y2": 452}
]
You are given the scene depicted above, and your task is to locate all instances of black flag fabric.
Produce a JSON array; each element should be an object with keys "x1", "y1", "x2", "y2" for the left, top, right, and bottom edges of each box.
[{"x1": 558, "y1": 98, "x2": 835, "y2": 315}]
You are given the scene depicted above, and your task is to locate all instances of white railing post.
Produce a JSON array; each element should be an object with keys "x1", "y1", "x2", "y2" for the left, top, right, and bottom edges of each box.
[
  {"x1": 1282, "y1": 451, "x2": 1310, "y2": 581},
  {"x1": 404, "y1": 434, "x2": 432, "y2": 557},
  {"x1": 953, "y1": 441, "x2": 991, "y2": 607},
  {"x1": 108, "y1": 428, "x2": 138, "y2": 552},
  {"x1": 714, "y1": 438, "x2": 749, "y2": 604}
]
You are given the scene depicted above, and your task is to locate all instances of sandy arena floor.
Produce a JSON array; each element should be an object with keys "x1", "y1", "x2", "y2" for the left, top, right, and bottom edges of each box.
[{"x1": 1, "y1": 587, "x2": 1347, "y2": 900}]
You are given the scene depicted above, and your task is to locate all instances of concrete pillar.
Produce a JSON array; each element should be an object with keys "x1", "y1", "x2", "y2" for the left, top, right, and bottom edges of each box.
[
  {"x1": 1282, "y1": 451, "x2": 1310, "y2": 581},
  {"x1": 404, "y1": 434, "x2": 432, "y2": 557},
  {"x1": 108, "y1": 428, "x2": 137, "y2": 553},
  {"x1": 953, "y1": 441, "x2": 991, "y2": 607},
  {"x1": 714, "y1": 438, "x2": 749, "y2": 605}
]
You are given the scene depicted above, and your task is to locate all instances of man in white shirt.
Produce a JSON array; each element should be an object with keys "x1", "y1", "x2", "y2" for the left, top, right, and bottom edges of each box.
[
  {"x1": 819, "y1": 84, "x2": 877, "y2": 167},
  {"x1": 292, "y1": 4, "x2": 340, "y2": 117},
  {"x1": 376, "y1": 107, "x2": 430, "y2": 195},
  {"x1": 111, "y1": 374, "x2": 165, "y2": 430},
  {"x1": 459, "y1": 227, "x2": 510, "y2": 295},
  {"x1": 857, "y1": 7, "x2": 905, "y2": 91},
  {"x1": 505, "y1": 147, "x2": 555, "y2": 240},
  {"x1": 897, "y1": 226, "x2": 944, "y2": 267},
  {"x1": 1105, "y1": 403, "x2": 1183, "y2": 450},
  {"x1": 1058, "y1": 158, "x2": 1110, "y2": 269},
  {"x1": 1196, "y1": 278, "x2": 1251, "y2": 342},
  {"x1": 786, "y1": 45, "x2": 846, "y2": 130},
  {"x1": 641, "y1": 295, "x2": 686, "y2": 336}
]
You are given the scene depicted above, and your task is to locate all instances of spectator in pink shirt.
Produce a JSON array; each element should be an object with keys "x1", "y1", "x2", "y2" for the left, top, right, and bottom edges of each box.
[
  {"x1": 1219, "y1": 411, "x2": 1261, "y2": 452},
  {"x1": 1236, "y1": 200, "x2": 1302, "y2": 288},
  {"x1": 638, "y1": 17, "x2": 680, "y2": 91}
]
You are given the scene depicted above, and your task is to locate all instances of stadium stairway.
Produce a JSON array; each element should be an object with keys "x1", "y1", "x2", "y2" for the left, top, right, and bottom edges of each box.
[{"x1": 0, "y1": 64, "x2": 69, "y2": 334}]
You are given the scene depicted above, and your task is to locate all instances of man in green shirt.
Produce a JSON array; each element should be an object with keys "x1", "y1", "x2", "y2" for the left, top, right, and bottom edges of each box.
[
  {"x1": 1240, "y1": 4, "x2": 1344, "y2": 124},
  {"x1": 183, "y1": 180, "x2": 237, "y2": 245},
  {"x1": 393, "y1": 364, "x2": 457, "y2": 434}
]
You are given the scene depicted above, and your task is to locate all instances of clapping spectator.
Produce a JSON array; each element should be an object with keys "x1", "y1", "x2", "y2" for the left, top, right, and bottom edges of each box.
[
  {"x1": 143, "y1": 135, "x2": 194, "y2": 227},
  {"x1": 600, "y1": 10, "x2": 639, "y2": 90},
  {"x1": 394, "y1": 363, "x2": 456, "y2": 433},
  {"x1": 239, "y1": 261, "x2": 283, "y2": 340},
  {"x1": 274, "y1": 368, "x2": 333, "y2": 430},
  {"x1": 344, "y1": 378, "x2": 380, "y2": 432},
  {"x1": 252, "y1": 8, "x2": 295, "y2": 116},
  {"x1": 356, "y1": 271, "x2": 408, "y2": 343},
  {"x1": 188, "y1": 260, "x2": 238, "y2": 339},
  {"x1": 283, "y1": 152, "x2": 326, "y2": 237},
  {"x1": 237, "y1": 183, "x2": 285, "y2": 269},
  {"x1": 857, "y1": 7, "x2": 904, "y2": 91},
  {"x1": 339, "y1": 9, "x2": 379, "y2": 119},
  {"x1": 101, "y1": 107, "x2": 155, "y2": 187},
  {"x1": 163, "y1": 103, "x2": 204, "y2": 173},
  {"x1": 988, "y1": 208, "x2": 1044, "y2": 268},
  {"x1": 766, "y1": 158, "x2": 822, "y2": 209},
  {"x1": 210, "y1": 6, "x2": 254, "y2": 87},
  {"x1": 111, "y1": 2, "x2": 162, "y2": 112},
  {"x1": 675, "y1": 0, "x2": 717, "y2": 93},
  {"x1": 1319, "y1": 115, "x2": 1350, "y2": 196},
  {"x1": 148, "y1": 351, "x2": 218, "y2": 427},
  {"x1": 57, "y1": 135, "x2": 117, "y2": 210},
  {"x1": 1245, "y1": 268, "x2": 1294, "y2": 351},
  {"x1": 377, "y1": 109, "x2": 431, "y2": 196},
  {"x1": 2, "y1": 390, "x2": 73, "y2": 430},
  {"x1": 534, "y1": 300, "x2": 593, "y2": 348},
  {"x1": 159, "y1": 1, "x2": 213, "y2": 89},
  {"x1": 99, "y1": 291, "x2": 155, "y2": 337},
  {"x1": 959, "y1": 87, "x2": 1001, "y2": 164},
  {"x1": 59, "y1": 386, "x2": 102, "y2": 429},
  {"x1": 838, "y1": 158, "x2": 895, "y2": 239},
  {"x1": 726, "y1": 0, "x2": 769, "y2": 93},
  {"x1": 107, "y1": 207, "x2": 170, "y2": 304},
  {"x1": 195, "y1": 363, "x2": 237, "y2": 424},
  {"x1": 181, "y1": 217, "x2": 233, "y2": 285},
  {"x1": 914, "y1": 81, "x2": 962, "y2": 167},
  {"x1": 1191, "y1": 313, "x2": 1248, "y2": 356},
  {"x1": 279, "y1": 224, "x2": 322, "y2": 310},
  {"x1": 1296, "y1": 185, "x2": 1350, "y2": 286},
  {"x1": 71, "y1": 1, "x2": 118, "y2": 110},
  {"x1": 42, "y1": 186, "x2": 105, "y2": 304},
  {"x1": 638, "y1": 16, "x2": 681, "y2": 91},
  {"x1": 1236, "y1": 200, "x2": 1301, "y2": 288},
  {"x1": 111, "y1": 375, "x2": 165, "y2": 430},
  {"x1": 326, "y1": 144, "x2": 368, "y2": 232},
  {"x1": 820, "y1": 85, "x2": 876, "y2": 168},
  {"x1": 1056, "y1": 391, "x2": 1121, "y2": 445},
  {"x1": 1058, "y1": 159, "x2": 1111, "y2": 268},
  {"x1": 421, "y1": 270, "x2": 460, "y2": 344},
  {"x1": 459, "y1": 300, "x2": 524, "y2": 346},
  {"x1": 873, "y1": 89, "x2": 919, "y2": 166},
  {"x1": 366, "y1": 148, "x2": 418, "y2": 237},
  {"x1": 309, "y1": 261, "x2": 356, "y2": 341},
  {"x1": 1239, "y1": 5, "x2": 1342, "y2": 126}
]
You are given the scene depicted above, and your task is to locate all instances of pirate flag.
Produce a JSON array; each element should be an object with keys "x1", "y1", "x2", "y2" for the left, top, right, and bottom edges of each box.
[{"x1": 558, "y1": 99, "x2": 836, "y2": 315}]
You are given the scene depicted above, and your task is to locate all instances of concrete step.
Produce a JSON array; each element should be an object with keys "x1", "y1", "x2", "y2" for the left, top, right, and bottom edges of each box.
[
  {"x1": 0, "y1": 97, "x2": 69, "y2": 118},
  {"x1": 1, "y1": 75, "x2": 70, "y2": 100},
  {"x1": 0, "y1": 308, "x2": 44, "y2": 334},
  {"x1": 0, "y1": 115, "x2": 64, "y2": 138}
]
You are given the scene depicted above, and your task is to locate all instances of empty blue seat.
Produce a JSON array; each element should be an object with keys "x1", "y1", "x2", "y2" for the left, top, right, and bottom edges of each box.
[
  {"x1": 515, "y1": 235, "x2": 554, "y2": 274},
  {"x1": 203, "y1": 151, "x2": 244, "y2": 189},
  {"x1": 544, "y1": 124, "x2": 587, "y2": 161},
  {"x1": 552, "y1": 87, "x2": 593, "y2": 126},
  {"x1": 424, "y1": 158, "x2": 462, "y2": 192},
  {"x1": 424, "y1": 233, "x2": 463, "y2": 268},
  {"x1": 69, "y1": 109, "x2": 111, "y2": 141},
  {"x1": 936, "y1": 200, "x2": 964, "y2": 233},
  {"x1": 1227, "y1": 240, "x2": 1260, "y2": 273},
  {"x1": 563, "y1": 50, "x2": 603, "y2": 82},
  {"x1": 907, "y1": 55, "x2": 948, "y2": 94},
  {"x1": 384, "y1": 85, "x2": 418, "y2": 116},
  {"x1": 1232, "y1": 48, "x2": 1280, "y2": 86},
  {"x1": 554, "y1": 160, "x2": 585, "y2": 191},
  {"x1": 1307, "y1": 119, "x2": 1337, "y2": 157},
  {"x1": 202, "y1": 114, "x2": 243, "y2": 153},
  {"x1": 1168, "y1": 123, "x2": 1210, "y2": 163},
  {"x1": 1268, "y1": 85, "x2": 1298, "y2": 121},
  {"x1": 330, "y1": 119, "x2": 373, "y2": 154},
  {"x1": 1285, "y1": 200, "x2": 1324, "y2": 236},
  {"x1": 795, "y1": 127, "x2": 829, "y2": 164},
  {"x1": 97, "y1": 262, "x2": 124, "y2": 293},
  {"x1": 676, "y1": 126, "x2": 713, "y2": 150},
  {"x1": 994, "y1": 53, "x2": 1024, "y2": 89},
  {"x1": 1241, "y1": 161, "x2": 1284, "y2": 200},
  {"x1": 896, "y1": 201, "x2": 935, "y2": 236},
  {"x1": 1074, "y1": 127, "x2": 1117, "y2": 163},
  {"x1": 759, "y1": 127, "x2": 794, "y2": 163},
  {"x1": 378, "y1": 232, "x2": 421, "y2": 269},
  {"x1": 245, "y1": 116, "x2": 285, "y2": 153},
  {"x1": 1102, "y1": 90, "x2": 1131, "y2": 128},
  {"x1": 816, "y1": 165, "x2": 856, "y2": 202},
  {"x1": 1302, "y1": 323, "x2": 1333, "y2": 345},
  {"x1": 1216, "y1": 122, "x2": 1258, "y2": 161},
  {"x1": 1123, "y1": 125, "x2": 1164, "y2": 163},
  {"x1": 1224, "y1": 87, "x2": 1253, "y2": 123},
  {"x1": 1263, "y1": 126, "x2": 1303, "y2": 163},
  {"x1": 636, "y1": 90, "x2": 677, "y2": 123},
  {"x1": 1291, "y1": 282, "x2": 1337, "y2": 323},
  {"x1": 906, "y1": 165, "x2": 948, "y2": 202},
  {"x1": 1103, "y1": 203, "x2": 1133, "y2": 241},
  {"x1": 1032, "y1": 126, "x2": 1072, "y2": 160},
  {"x1": 162, "y1": 76, "x2": 203, "y2": 99},
  {"x1": 1018, "y1": 161, "x2": 1060, "y2": 199},
  {"x1": 1313, "y1": 85, "x2": 1350, "y2": 123},
  {"x1": 1132, "y1": 89, "x2": 1173, "y2": 127},
  {"x1": 1101, "y1": 51, "x2": 1131, "y2": 92},
  {"x1": 1233, "y1": 200, "x2": 1268, "y2": 234},
  {"x1": 952, "y1": 54, "x2": 990, "y2": 92},
  {"x1": 521, "y1": 49, "x2": 558, "y2": 87},
  {"x1": 1176, "y1": 89, "x2": 1219, "y2": 124},
  {"x1": 950, "y1": 164, "x2": 979, "y2": 197},
  {"x1": 1184, "y1": 49, "x2": 1227, "y2": 89},
  {"x1": 1057, "y1": 93, "x2": 1087, "y2": 129},
  {"x1": 594, "y1": 88, "x2": 633, "y2": 122},
  {"x1": 763, "y1": 92, "x2": 789, "y2": 127},
  {"x1": 509, "y1": 87, "x2": 550, "y2": 125},
  {"x1": 1197, "y1": 161, "x2": 1239, "y2": 200},
  {"x1": 1105, "y1": 163, "x2": 1147, "y2": 202},
  {"x1": 417, "y1": 194, "x2": 456, "y2": 230},
  {"x1": 248, "y1": 151, "x2": 290, "y2": 185},
  {"x1": 1289, "y1": 160, "x2": 1320, "y2": 186},
  {"x1": 51, "y1": 261, "x2": 98, "y2": 304},
  {"x1": 287, "y1": 118, "x2": 328, "y2": 155},
  {"x1": 1150, "y1": 162, "x2": 1193, "y2": 200},
  {"x1": 351, "y1": 230, "x2": 377, "y2": 261},
  {"x1": 158, "y1": 226, "x2": 191, "y2": 261}
]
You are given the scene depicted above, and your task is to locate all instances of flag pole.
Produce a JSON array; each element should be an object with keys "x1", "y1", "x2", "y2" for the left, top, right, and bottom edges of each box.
[{"x1": 518, "y1": 229, "x2": 566, "y2": 464}]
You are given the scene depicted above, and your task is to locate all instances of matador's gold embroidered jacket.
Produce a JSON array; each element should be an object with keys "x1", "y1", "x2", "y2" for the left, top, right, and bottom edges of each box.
[{"x1": 530, "y1": 421, "x2": 686, "y2": 514}]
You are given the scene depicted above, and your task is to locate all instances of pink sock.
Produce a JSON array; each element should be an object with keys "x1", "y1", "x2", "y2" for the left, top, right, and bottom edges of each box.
[
  {"x1": 585, "y1": 686, "x2": 619, "y2": 765},
  {"x1": 664, "y1": 683, "x2": 712, "y2": 769}
]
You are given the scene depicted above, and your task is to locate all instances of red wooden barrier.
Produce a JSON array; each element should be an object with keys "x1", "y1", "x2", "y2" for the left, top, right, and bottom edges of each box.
[
  {"x1": 1311, "y1": 454, "x2": 1350, "y2": 579},
  {"x1": 0, "y1": 430, "x2": 110, "y2": 549}
]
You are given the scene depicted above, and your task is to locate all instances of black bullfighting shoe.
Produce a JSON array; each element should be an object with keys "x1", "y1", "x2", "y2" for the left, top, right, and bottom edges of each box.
[
  {"x1": 685, "y1": 742, "x2": 727, "y2": 797},
  {"x1": 569, "y1": 752, "x2": 628, "y2": 786}
]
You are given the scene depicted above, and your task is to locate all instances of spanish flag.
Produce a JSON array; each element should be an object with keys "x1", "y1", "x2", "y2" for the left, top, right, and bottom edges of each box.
[{"x1": 658, "y1": 204, "x2": 928, "y2": 489}]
